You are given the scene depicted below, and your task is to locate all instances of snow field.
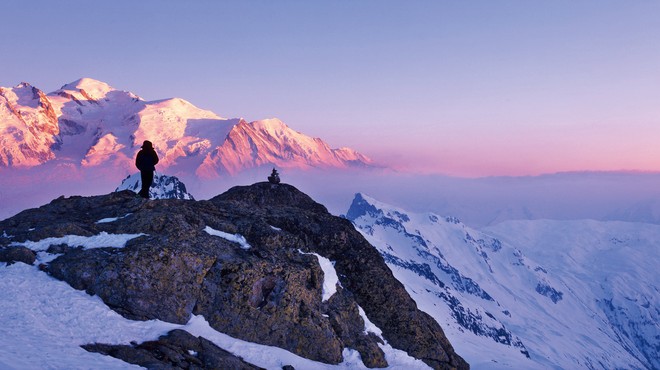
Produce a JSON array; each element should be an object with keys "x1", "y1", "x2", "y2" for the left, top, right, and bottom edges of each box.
[{"x1": 351, "y1": 195, "x2": 659, "y2": 369}]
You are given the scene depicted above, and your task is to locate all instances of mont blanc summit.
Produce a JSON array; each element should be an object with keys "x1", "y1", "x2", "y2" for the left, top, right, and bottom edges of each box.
[{"x1": 0, "y1": 78, "x2": 374, "y2": 176}]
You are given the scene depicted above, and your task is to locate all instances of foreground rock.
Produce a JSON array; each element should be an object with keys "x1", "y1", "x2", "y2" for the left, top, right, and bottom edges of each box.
[
  {"x1": 0, "y1": 245, "x2": 36, "y2": 266},
  {"x1": 0, "y1": 183, "x2": 468, "y2": 370},
  {"x1": 83, "y1": 329, "x2": 262, "y2": 370}
]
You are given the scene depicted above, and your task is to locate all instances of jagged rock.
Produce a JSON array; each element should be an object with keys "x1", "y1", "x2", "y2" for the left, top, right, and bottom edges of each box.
[
  {"x1": 48, "y1": 243, "x2": 217, "y2": 324},
  {"x1": 82, "y1": 329, "x2": 262, "y2": 370},
  {"x1": 0, "y1": 246, "x2": 36, "y2": 266},
  {"x1": 115, "y1": 172, "x2": 195, "y2": 200},
  {"x1": 0, "y1": 183, "x2": 468, "y2": 370},
  {"x1": 325, "y1": 288, "x2": 387, "y2": 368},
  {"x1": 212, "y1": 183, "x2": 468, "y2": 370}
]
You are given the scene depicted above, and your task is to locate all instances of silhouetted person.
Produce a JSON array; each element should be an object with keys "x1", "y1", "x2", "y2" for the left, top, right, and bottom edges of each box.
[
  {"x1": 135, "y1": 140, "x2": 159, "y2": 199},
  {"x1": 268, "y1": 168, "x2": 280, "y2": 184}
]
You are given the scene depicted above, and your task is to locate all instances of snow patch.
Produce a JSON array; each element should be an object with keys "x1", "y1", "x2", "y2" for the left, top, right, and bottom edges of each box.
[
  {"x1": 0, "y1": 262, "x2": 178, "y2": 370},
  {"x1": 298, "y1": 250, "x2": 339, "y2": 302},
  {"x1": 358, "y1": 306, "x2": 383, "y2": 337},
  {"x1": 182, "y1": 314, "x2": 430, "y2": 369},
  {"x1": 204, "y1": 226, "x2": 251, "y2": 250},
  {"x1": 96, "y1": 213, "x2": 132, "y2": 224},
  {"x1": 10, "y1": 231, "x2": 146, "y2": 251}
]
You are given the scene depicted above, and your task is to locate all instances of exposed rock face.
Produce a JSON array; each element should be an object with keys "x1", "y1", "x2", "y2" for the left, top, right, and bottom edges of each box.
[
  {"x1": 0, "y1": 246, "x2": 36, "y2": 266},
  {"x1": 0, "y1": 183, "x2": 468, "y2": 370},
  {"x1": 83, "y1": 329, "x2": 262, "y2": 370}
]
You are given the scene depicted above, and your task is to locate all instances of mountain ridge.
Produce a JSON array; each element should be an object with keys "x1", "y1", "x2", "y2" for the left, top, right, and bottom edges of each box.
[
  {"x1": 0, "y1": 78, "x2": 375, "y2": 176},
  {"x1": 347, "y1": 193, "x2": 659, "y2": 369}
]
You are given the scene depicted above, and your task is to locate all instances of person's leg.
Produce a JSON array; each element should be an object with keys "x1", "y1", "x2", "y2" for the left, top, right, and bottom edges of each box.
[{"x1": 140, "y1": 171, "x2": 153, "y2": 198}]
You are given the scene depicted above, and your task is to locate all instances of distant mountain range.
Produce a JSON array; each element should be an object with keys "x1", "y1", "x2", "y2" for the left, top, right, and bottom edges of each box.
[{"x1": 0, "y1": 78, "x2": 374, "y2": 176}]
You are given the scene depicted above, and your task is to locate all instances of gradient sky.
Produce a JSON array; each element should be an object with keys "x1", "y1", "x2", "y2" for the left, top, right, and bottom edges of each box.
[{"x1": 2, "y1": 1, "x2": 659, "y2": 176}]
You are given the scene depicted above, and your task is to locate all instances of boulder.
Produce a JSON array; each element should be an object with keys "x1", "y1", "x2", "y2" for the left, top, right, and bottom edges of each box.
[
  {"x1": 82, "y1": 329, "x2": 262, "y2": 370},
  {"x1": 0, "y1": 246, "x2": 36, "y2": 266}
]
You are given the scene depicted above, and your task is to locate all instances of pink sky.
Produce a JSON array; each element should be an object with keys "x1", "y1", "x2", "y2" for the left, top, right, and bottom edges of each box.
[{"x1": 2, "y1": 1, "x2": 659, "y2": 177}]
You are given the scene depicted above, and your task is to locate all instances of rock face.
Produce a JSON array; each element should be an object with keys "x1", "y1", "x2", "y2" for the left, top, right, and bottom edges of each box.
[
  {"x1": 83, "y1": 329, "x2": 261, "y2": 370},
  {"x1": 0, "y1": 183, "x2": 468, "y2": 370},
  {"x1": 0, "y1": 245, "x2": 36, "y2": 266}
]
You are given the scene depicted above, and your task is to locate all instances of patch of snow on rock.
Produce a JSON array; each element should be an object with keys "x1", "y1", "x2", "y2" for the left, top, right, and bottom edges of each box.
[
  {"x1": 204, "y1": 226, "x2": 251, "y2": 250},
  {"x1": 298, "y1": 250, "x2": 339, "y2": 302},
  {"x1": 10, "y1": 231, "x2": 146, "y2": 251}
]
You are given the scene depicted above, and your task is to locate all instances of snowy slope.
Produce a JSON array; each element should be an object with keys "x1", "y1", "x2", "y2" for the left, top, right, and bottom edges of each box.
[
  {"x1": 0, "y1": 83, "x2": 59, "y2": 167},
  {"x1": 347, "y1": 193, "x2": 658, "y2": 369},
  {"x1": 1, "y1": 232, "x2": 430, "y2": 370},
  {"x1": 0, "y1": 78, "x2": 374, "y2": 177},
  {"x1": 198, "y1": 118, "x2": 373, "y2": 177},
  {"x1": 484, "y1": 219, "x2": 660, "y2": 370}
]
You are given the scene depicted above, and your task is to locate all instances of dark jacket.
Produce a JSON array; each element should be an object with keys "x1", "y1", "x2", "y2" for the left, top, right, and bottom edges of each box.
[{"x1": 136, "y1": 148, "x2": 159, "y2": 172}]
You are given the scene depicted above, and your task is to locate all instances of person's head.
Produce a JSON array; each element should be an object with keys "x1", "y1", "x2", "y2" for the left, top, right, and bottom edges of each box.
[{"x1": 141, "y1": 140, "x2": 153, "y2": 149}]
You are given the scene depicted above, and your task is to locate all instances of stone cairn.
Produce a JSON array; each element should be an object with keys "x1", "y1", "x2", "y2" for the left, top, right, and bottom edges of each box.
[{"x1": 268, "y1": 168, "x2": 281, "y2": 184}]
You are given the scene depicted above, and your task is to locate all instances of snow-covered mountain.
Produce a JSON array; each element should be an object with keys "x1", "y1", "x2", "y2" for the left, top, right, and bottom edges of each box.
[
  {"x1": 347, "y1": 193, "x2": 659, "y2": 369},
  {"x1": 115, "y1": 172, "x2": 194, "y2": 200},
  {"x1": 0, "y1": 78, "x2": 373, "y2": 176},
  {"x1": 0, "y1": 82, "x2": 59, "y2": 167}
]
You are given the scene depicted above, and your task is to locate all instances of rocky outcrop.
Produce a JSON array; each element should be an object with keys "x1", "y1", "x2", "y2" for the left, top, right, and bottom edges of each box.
[
  {"x1": 0, "y1": 245, "x2": 36, "y2": 266},
  {"x1": 83, "y1": 329, "x2": 262, "y2": 370},
  {"x1": 0, "y1": 183, "x2": 468, "y2": 370}
]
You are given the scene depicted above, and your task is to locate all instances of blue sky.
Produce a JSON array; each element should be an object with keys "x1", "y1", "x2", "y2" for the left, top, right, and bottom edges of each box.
[{"x1": 2, "y1": 1, "x2": 659, "y2": 176}]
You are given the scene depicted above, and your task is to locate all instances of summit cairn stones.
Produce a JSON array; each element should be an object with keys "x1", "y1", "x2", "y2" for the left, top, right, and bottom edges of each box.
[{"x1": 268, "y1": 168, "x2": 281, "y2": 184}]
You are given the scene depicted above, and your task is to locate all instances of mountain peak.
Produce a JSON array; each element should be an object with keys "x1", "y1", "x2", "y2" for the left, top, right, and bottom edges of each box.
[
  {"x1": 252, "y1": 117, "x2": 285, "y2": 128},
  {"x1": 1, "y1": 79, "x2": 376, "y2": 180},
  {"x1": 16, "y1": 82, "x2": 34, "y2": 89},
  {"x1": 58, "y1": 78, "x2": 115, "y2": 100}
]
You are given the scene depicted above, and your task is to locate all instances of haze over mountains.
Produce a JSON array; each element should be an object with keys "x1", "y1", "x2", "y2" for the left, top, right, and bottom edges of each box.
[
  {"x1": 2, "y1": 78, "x2": 660, "y2": 230},
  {"x1": 1, "y1": 77, "x2": 659, "y2": 369}
]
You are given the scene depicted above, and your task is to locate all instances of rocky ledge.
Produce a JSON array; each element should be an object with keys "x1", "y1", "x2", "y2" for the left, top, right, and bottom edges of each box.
[{"x1": 0, "y1": 182, "x2": 468, "y2": 370}]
